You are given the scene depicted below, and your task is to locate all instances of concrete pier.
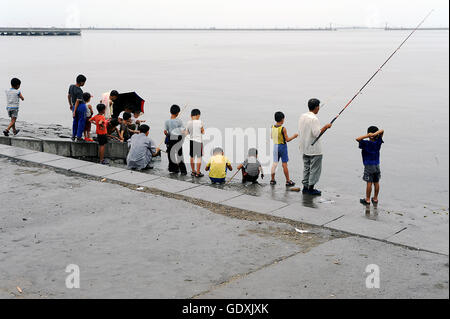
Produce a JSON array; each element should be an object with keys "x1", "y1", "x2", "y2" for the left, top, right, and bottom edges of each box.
[
  {"x1": 0, "y1": 27, "x2": 81, "y2": 36},
  {"x1": 0, "y1": 136, "x2": 127, "y2": 160}
]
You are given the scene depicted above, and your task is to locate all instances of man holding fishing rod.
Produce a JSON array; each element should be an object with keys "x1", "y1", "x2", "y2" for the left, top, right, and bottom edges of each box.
[{"x1": 298, "y1": 98, "x2": 332, "y2": 196}]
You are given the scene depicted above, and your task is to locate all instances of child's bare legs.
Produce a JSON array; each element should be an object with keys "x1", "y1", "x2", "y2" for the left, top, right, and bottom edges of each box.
[
  {"x1": 365, "y1": 182, "x2": 373, "y2": 203},
  {"x1": 282, "y1": 162, "x2": 291, "y2": 182},
  {"x1": 373, "y1": 182, "x2": 380, "y2": 202},
  {"x1": 196, "y1": 158, "x2": 202, "y2": 174},
  {"x1": 99, "y1": 145, "x2": 105, "y2": 163},
  {"x1": 190, "y1": 157, "x2": 196, "y2": 173},
  {"x1": 271, "y1": 162, "x2": 278, "y2": 181},
  {"x1": 6, "y1": 117, "x2": 17, "y2": 133}
]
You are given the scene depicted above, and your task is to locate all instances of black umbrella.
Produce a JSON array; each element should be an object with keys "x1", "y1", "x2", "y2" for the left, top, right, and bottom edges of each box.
[{"x1": 112, "y1": 92, "x2": 146, "y2": 118}]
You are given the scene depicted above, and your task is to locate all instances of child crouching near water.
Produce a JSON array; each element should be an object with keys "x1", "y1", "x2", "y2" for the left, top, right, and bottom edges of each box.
[
  {"x1": 205, "y1": 147, "x2": 233, "y2": 184},
  {"x1": 127, "y1": 124, "x2": 160, "y2": 171},
  {"x1": 237, "y1": 148, "x2": 264, "y2": 184},
  {"x1": 356, "y1": 126, "x2": 385, "y2": 206},
  {"x1": 89, "y1": 103, "x2": 109, "y2": 165}
]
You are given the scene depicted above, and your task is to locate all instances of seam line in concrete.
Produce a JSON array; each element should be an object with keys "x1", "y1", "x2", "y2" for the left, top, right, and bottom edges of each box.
[
  {"x1": 217, "y1": 194, "x2": 244, "y2": 204},
  {"x1": 175, "y1": 184, "x2": 203, "y2": 194},
  {"x1": 268, "y1": 203, "x2": 291, "y2": 214},
  {"x1": 190, "y1": 249, "x2": 305, "y2": 299},
  {"x1": 384, "y1": 227, "x2": 408, "y2": 241},
  {"x1": 321, "y1": 214, "x2": 346, "y2": 226}
]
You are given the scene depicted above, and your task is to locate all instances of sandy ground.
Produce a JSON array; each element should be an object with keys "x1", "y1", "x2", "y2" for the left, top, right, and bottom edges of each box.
[{"x1": 0, "y1": 157, "x2": 448, "y2": 299}]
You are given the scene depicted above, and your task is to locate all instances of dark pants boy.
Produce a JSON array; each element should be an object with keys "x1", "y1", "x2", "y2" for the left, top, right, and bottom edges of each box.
[{"x1": 167, "y1": 135, "x2": 187, "y2": 174}]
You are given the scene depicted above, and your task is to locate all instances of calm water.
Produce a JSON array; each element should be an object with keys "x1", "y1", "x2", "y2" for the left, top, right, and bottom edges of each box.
[{"x1": 0, "y1": 30, "x2": 448, "y2": 213}]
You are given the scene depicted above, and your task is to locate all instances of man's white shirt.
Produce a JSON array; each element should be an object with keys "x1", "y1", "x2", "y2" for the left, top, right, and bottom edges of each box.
[{"x1": 298, "y1": 111, "x2": 322, "y2": 156}]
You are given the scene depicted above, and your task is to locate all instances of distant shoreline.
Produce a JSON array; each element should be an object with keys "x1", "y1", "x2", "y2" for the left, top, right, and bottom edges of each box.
[{"x1": 1, "y1": 27, "x2": 448, "y2": 37}]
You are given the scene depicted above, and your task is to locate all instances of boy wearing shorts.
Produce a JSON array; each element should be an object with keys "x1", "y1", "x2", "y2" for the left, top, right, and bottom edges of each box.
[
  {"x1": 270, "y1": 111, "x2": 298, "y2": 187},
  {"x1": 186, "y1": 109, "x2": 205, "y2": 177},
  {"x1": 3, "y1": 78, "x2": 24, "y2": 137},
  {"x1": 90, "y1": 104, "x2": 109, "y2": 165},
  {"x1": 356, "y1": 126, "x2": 385, "y2": 206}
]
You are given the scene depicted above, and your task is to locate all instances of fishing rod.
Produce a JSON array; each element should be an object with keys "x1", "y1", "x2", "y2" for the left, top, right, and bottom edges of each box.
[
  {"x1": 226, "y1": 168, "x2": 242, "y2": 185},
  {"x1": 311, "y1": 10, "x2": 434, "y2": 146}
]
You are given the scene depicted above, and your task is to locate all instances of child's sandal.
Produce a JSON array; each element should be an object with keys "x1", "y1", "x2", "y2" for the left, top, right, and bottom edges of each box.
[
  {"x1": 286, "y1": 180, "x2": 296, "y2": 187},
  {"x1": 270, "y1": 180, "x2": 277, "y2": 186}
]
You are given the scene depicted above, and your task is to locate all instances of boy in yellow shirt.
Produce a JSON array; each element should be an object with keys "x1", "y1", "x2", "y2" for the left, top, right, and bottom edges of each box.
[{"x1": 205, "y1": 147, "x2": 233, "y2": 184}]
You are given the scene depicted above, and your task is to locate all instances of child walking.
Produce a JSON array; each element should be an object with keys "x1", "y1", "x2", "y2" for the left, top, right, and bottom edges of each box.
[
  {"x1": 186, "y1": 108, "x2": 205, "y2": 177},
  {"x1": 164, "y1": 104, "x2": 187, "y2": 175},
  {"x1": 205, "y1": 147, "x2": 233, "y2": 184},
  {"x1": 356, "y1": 126, "x2": 385, "y2": 206},
  {"x1": 3, "y1": 78, "x2": 24, "y2": 137},
  {"x1": 270, "y1": 111, "x2": 298, "y2": 187},
  {"x1": 89, "y1": 103, "x2": 109, "y2": 165},
  {"x1": 237, "y1": 148, "x2": 264, "y2": 184}
]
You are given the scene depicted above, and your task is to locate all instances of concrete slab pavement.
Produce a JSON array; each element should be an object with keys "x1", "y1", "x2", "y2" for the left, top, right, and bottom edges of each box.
[
  {"x1": 221, "y1": 195, "x2": 289, "y2": 214},
  {"x1": 16, "y1": 151, "x2": 64, "y2": 164},
  {"x1": 387, "y1": 225, "x2": 450, "y2": 255},
  {"x1": 178, "y1": 186, "x2": 243, "y2": 204},
  {"x1": 0, "y1": 146, "x2": 37, "y2": 157},
  {"x1": 272, "y1": 202, "x2": 345, "y2": 226},
  {"x1": 324, "y1": 215, "x2": 407, "y2": 241},
  {"x1": 104, "y1": 170, "x2": 161, "y2": 185},
  {"x1": 141, "y1": 177, "x2": 200, "y2": 193},
  {"x1": 0, "y1": 144, "x2": 448, "y2": 256},
  {"x1": 71, "y1": 163, "x2": 126, "y2": 178},
  {"x1": 199, "y1": 237, "x2": 449, "y2": 299},
  {"x1": 42, "y1": 158, "x2": 93, "y2": 170}
]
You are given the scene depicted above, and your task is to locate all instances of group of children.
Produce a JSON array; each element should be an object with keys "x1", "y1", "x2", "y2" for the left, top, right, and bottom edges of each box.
[{"x1": 4, "y1": 76, "x2": 385, "y2": 205}]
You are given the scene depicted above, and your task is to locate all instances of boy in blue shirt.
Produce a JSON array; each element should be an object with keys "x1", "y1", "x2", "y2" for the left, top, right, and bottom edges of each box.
[{"x1": 356, "y1": 126, "x2": 385, "y2": 206}]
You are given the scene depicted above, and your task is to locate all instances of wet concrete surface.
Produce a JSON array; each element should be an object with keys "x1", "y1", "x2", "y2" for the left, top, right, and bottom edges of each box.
[{"x1": 0, "y1": 158, "x2": 448, "y2": 298}]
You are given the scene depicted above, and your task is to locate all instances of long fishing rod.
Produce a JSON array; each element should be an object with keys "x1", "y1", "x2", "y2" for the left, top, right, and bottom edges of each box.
[{"x1": 311, "y1": 10, "x2": 434, "y2": 146}]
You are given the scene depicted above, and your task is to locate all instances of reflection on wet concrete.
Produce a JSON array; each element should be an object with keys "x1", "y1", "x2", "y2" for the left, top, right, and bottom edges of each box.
[
  {"x1": 115, "y1": 157, "x2": 368, "y2": 214},
  {"x1": 365, "y1": 203, "x2": 379, "y2": 221}
]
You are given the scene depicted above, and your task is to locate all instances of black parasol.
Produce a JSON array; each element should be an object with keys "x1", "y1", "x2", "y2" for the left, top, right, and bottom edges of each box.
[{"x1": 112, "y1": 92, "x2": 146, "y2": 118}]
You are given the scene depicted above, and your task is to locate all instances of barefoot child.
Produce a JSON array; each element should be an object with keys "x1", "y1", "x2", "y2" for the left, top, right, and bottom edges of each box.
[
  {"x1": 205, "y1": 147, "x2": 233, "y2": 184},
  {"x1": 89, "y1": 104, "x2": 109, "y2": 165},
  {"x1": 356, "y1": 126, "x2": 385, "y2": 206},
  {"x1": 3, "y1": 78, "x2": 24, "y2": 137},
  {"x1": 186, "y1": 109, "x2": 205, "y2": 177},
  {"x1": 270, "y1": 111, "x2": 298, "y2": 187}
]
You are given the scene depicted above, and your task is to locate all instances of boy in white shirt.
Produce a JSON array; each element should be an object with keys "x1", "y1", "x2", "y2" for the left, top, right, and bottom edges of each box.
[
  {"x1": 186, "y1": 109, "x2": 205, "y2": 177},
  {"x1": 4, "y1": 78, "x2": 24, "y2": 137}
]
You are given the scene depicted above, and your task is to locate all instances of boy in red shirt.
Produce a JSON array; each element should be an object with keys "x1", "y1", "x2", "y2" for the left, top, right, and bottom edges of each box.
[{"x1": 89, "y1": 104, "x2": 109, "y2": 165}]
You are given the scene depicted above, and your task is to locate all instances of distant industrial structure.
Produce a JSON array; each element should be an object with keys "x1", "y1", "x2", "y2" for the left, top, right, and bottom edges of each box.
[{"x1": 0, "y1": 27, "x2": 81, "y2": 36}]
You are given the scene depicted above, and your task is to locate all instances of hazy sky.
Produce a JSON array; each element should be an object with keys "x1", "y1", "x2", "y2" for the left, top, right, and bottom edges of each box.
[{"x1": 1, "y1": 0, "x2": 449, "y2": 28}]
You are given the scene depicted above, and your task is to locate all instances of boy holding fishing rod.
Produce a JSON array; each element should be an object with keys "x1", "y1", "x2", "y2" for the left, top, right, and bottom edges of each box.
[
  {"x1": 164, "y1": 104, "x2": 188, "y2": 175},
  {"x1": 356, "y1": 126, "x2": 384, "y2": 206}
]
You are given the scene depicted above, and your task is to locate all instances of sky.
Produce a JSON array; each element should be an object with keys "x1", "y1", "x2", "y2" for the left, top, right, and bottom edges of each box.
[{"x1": 1, "y1": 0, "x2": 449, "y2": 28}]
